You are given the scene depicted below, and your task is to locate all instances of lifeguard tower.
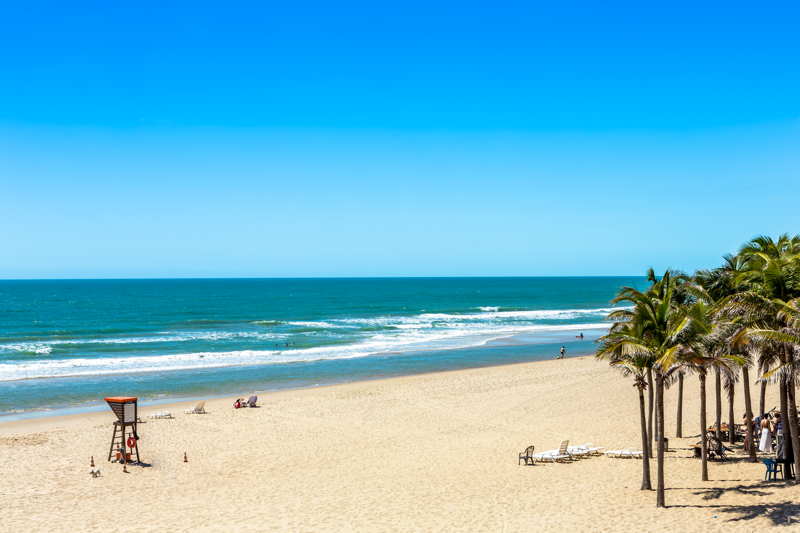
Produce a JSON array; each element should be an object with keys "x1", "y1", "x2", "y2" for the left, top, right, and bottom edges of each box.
[{"x1": 105, "y1": 396, "x2": 141, "y2": 464}]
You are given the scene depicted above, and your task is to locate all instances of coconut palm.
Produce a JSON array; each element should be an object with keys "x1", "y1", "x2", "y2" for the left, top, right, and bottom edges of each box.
[
  {"x1": 695, "y1": 254, "x2": 759, "y2": 460},
  {"x1": 601, "y1": 269, "x2": 707, "y2": 507},
  {"x1": 596, "y1": 320, "x2": 652, "y2": 490},
  {"x1": 731, "y1": 295, "x2": 800, "y2": 480},
  {"x1": 723, "y1": 234, "x2": 800, "y2": 481},
  {"x1": 677, "y1": 305, "x2": 744, "y2": 480}
]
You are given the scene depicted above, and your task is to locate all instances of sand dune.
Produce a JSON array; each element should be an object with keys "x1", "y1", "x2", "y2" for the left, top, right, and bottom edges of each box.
[{"x1": 1, "y1": 356, "x2": 798, "y2": 532}]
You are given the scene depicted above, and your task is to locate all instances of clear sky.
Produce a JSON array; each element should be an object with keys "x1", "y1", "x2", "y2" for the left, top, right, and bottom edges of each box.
[{"x1": 2, "y1": 1, "x2": 799, "y2": 278}]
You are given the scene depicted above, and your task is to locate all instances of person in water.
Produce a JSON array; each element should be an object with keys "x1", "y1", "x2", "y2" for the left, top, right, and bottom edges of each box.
[
  {"x1": 559, "y1": 346, "x2": 566, "y2": 359},
  {"x1": 575, "y1": 332, "x2": 584, "y2": 339}
]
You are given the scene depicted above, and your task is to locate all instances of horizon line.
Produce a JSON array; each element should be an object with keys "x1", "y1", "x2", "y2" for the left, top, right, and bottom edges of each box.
[{"x1": 0, "y1": 274, "x2": 649, "y2": 281}]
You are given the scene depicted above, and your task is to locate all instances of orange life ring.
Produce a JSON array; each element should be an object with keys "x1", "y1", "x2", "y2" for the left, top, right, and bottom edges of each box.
[{"x1": 127, "y1": 436, "x2": 137, "y2": 448}]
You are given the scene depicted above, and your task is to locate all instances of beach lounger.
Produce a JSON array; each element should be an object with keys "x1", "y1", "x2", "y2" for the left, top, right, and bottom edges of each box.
[
  {"x1": 518, "y1": 445, "x2": 536, "y2": 465},
  {"x1": 567, "y1": 446, "x2": 590, "y2": 458},
  {"x1": 534, "y1": 440, "x2": 571, "y2": 462},
  {"x1": 245, "y1": 395, "x2": 258, "y2": 408},
  {"x1": 184, "y1": 401, "x2": 206, "y2": 414},
  {"x1": 605, "y1": 448, "x2": 642, "y2": 459},
  {"x1": 148, "y1": 410, "x2": 174, "y2": 419},
  {"x1": 579, "y1": 443, "x2": 605, "y2": 455}
]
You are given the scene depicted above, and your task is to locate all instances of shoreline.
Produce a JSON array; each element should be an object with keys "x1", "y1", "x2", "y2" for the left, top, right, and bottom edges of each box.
[{"x1": 0, "y1": 353, "x2": 593, "y2": 430}]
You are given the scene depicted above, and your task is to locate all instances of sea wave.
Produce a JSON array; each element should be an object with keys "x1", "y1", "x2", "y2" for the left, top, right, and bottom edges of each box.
[
  {"x1": 0, "y1": 331, "x2": 284, "y2": 354},
  {"x1": 0, "y1": 322, "x2": 610, "y2": 381},
  {"x1": 0, "y1": 304, "x2": 627, "y2": 380}
]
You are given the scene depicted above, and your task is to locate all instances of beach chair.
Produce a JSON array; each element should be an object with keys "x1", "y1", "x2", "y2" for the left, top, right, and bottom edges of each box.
[
  {"x1": 605, "y1": 448, "x2": 642, "y2": 459},
  {"x1": 581, "y1": 443, "x2": 605, "y2": 456},
  {"x1": 245, "y1": 395, "x2": 258, "y2": 408},
  {"x1": 148, "y1": 410, "x2": 173, "y2": 419},
  {"x1": 518, "y1": 445, "x2": 536, "y2": 465},
  {"x1": 184, "y1": 401, "x2": 206, "y2": 414},
  {"x1": 534, "y1": 440, "x2": 571, "y2": 462},
  {"x1": 762, "y1": 459, "x2": 782, "y2": 481},
  {"x1": 706, "y1": 435, "x2": 729, "y2": 461},
  {"x1": 567, "y1": 445, "x2": 590, "y2": 458}
]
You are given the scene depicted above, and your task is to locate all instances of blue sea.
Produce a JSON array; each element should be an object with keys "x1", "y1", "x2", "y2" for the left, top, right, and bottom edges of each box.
[{"x1": 0, "y1": 277, "x2": 644, "y2": 420}]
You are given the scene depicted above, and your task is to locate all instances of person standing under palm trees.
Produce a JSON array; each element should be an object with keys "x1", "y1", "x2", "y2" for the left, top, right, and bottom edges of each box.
[{"x1": 758, "y1": 416, "x2": 773, "y2": 453}]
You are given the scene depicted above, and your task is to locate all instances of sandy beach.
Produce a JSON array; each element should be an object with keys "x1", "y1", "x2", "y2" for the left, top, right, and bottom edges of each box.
[{"x1": 2, "y1": 355, "x2": 798, "y2": 532}]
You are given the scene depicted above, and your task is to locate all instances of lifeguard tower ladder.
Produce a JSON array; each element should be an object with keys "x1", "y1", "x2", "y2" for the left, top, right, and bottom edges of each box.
[{"x1": 105, "y1": 396, "x2": 141, "y2": 464}]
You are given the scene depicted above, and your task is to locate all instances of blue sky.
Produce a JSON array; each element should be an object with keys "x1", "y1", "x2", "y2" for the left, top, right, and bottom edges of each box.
[{"x1": 2, "y1": 1, "x2": 799, "y2": 278}]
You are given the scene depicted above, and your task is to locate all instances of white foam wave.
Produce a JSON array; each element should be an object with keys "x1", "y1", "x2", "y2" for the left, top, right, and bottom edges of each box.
[
  {"x1": 0, "y1": 322, "x2": 609, "y2": 382},
  {"x1": 0, "y1": 343, "x2": 53, "y2": 355},
  {"x1": 0, "y1": 305, "x2": 626, "y2": 381},
  {"x1": 0, "y1": 331, "x2": 283, "y2": 354}
]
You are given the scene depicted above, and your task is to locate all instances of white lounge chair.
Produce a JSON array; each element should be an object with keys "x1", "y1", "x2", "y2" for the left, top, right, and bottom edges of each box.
[
  {"x1": 534, "y1": 440, "x2": 572, "y2": 462},
  {"x1": 605, "y1": 448, "x2": 642, "y2": 459},
  {"x1": 578, "y1": 443, "x2": 605, "y2": 455},
  {"x1": 148, "y1": 410, "x2": 174, "y2": 419},
  {"x1": 567, "y1": 446, "x2": 590, "y2": 458},
  {"x1": 184, "y1": 401, "x2": 206, "y2": 414}
]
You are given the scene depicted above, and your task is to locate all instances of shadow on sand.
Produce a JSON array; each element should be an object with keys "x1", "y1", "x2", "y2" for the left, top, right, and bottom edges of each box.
[{"x1": 668, "y1": 483, "x2": 800, "y2": 526}]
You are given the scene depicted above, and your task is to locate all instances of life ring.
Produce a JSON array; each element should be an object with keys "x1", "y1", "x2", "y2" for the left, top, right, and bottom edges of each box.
[{"x1": 127, "y1": 436, "x2": 137, "y2": 449}]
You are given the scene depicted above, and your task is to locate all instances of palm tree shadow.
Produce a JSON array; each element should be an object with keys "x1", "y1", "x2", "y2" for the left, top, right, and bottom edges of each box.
[
  {"x1": 669, "y1": 485, "x2": 800, "y2": 526},
  {"x1": 718, "y1": 501, "x2": 800, "y2": 526},
  {"x1": 692, "y1": 484, "x2": 771, "y2": 500}
]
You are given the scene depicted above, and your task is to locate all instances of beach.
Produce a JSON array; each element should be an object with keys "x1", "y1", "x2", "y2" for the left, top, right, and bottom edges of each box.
[{"x1": 1, "y1": 355, "x2": 797, "y2": 532}]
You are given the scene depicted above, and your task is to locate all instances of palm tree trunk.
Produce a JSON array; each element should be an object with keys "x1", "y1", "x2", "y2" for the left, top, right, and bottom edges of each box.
[
  {"x1": 638, "y1": 384, "x2": 652, "y2": 490},
  {"x1": 715, "y1": 367, "x2": 722, "y2": 441},
  {"x1": 780, "y1": 374, "x2": 791, "y2": 483},
  {"x1": 786, "y1": 378, "x2": 800, "y2": 483},
  {"x1": 655, "y1": 373, "x2": 666, "y2": 507},
  {"x1": 700, "y1": 371, "x2": 709, "y2": 481},
  {"x1": 647, "y1": 367, "x2": 654, "y2": 456},
  {"x1": 742, "y1": 365, "x2": 757, "y2": 462},
  {"x1": 676, "y1": 372, "x2": 684, "y2": 438},
  {"x1": 728, "y1": 379, "x2": 735, "y2": 443},
  {"x1": 760, "y1": 379, "x2": 767, "y2": 417}
]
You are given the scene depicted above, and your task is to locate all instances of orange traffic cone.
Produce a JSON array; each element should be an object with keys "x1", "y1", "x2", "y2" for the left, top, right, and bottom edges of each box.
[
  {"x1": 184, "y1": 451, "x2": 188, "y2": 463},
  {"x1": 90, "y1": 456, "x2": 95, "y2": 467}
]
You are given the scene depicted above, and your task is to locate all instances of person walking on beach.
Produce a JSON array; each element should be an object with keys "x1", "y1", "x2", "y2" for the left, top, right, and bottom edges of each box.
[{"x1": 558, "y1": 346, "x2": 566, "y2": 359}]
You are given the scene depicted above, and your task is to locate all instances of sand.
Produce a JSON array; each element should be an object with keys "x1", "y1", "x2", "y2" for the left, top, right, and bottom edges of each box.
[{"x1": 1, "y1": 355, "x2": 799, "y2": 532}]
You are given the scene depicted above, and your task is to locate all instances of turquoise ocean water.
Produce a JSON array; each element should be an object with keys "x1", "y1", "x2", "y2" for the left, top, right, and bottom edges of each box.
[{"x1": 0, "y1": 277, "x2": 644, "y2": 420}]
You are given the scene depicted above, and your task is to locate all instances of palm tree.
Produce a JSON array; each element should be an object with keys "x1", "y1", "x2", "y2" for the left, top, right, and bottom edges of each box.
[
  {"x1": 602, "y1": 269, "x2": 707, "y2": 507},
  {"x1": 732, "y1": 296, "x2": 800, "y2": 480},
  {"x1": 724, "y1": 234, "x2": 800, "y2": 481},
  {"x1": 596, "y1": 320, "x2": 652, "y2": 490},
  {"x1": 693, "y1": 254, "x2": 766, "y2": 462}
]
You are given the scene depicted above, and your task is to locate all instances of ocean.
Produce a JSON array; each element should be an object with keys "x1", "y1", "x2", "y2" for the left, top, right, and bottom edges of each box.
[{"x1": 0, "y1": 277, "x2": 644, "y2": 419}]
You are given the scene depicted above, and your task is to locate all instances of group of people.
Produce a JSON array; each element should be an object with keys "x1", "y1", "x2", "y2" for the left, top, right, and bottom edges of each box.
[
  {"x1": 748, "y1": 410, "x2": 795, "y2": 478},
  {"x1": 754, "y1": 412, "x2": 792, "y2": 454}
]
